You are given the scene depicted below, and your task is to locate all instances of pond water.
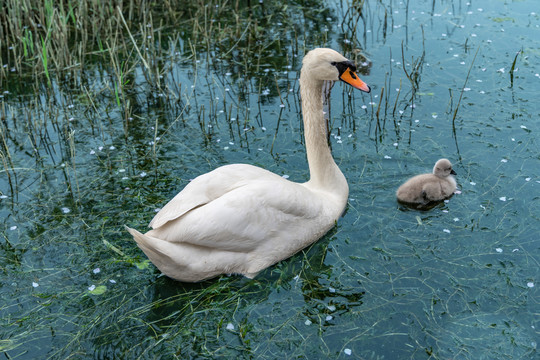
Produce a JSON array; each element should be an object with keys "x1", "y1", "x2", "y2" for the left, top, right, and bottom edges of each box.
[{"x1": 1, "y1": 0, "x2": 538, "y2": 359}]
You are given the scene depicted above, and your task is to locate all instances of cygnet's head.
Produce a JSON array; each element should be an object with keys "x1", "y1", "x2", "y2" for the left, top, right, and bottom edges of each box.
[
  {"x1": 301, "y1": 48, "x2": 371, "y2": 93},
  {"x1": 433, "y1": 158, "x2": 457, "y2": 178}
]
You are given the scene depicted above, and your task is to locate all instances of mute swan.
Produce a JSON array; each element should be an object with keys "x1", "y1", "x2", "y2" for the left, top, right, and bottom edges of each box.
[
  {"x1": 396, "y1": 158, "x2": 457, "y2": 205},
  {"x1": 126, "y1": 48, "x2": 371, "y2": 282}
]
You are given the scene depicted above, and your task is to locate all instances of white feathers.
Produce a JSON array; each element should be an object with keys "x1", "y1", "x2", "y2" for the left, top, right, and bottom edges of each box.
[{"x1": 126, "y1": 48, "x2": 368, "y2": 282}]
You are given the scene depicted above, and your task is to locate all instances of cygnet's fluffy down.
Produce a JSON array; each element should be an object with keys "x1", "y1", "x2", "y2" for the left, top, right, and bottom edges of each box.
[{"x1": 396, "y1": 158, "x2": 457, "y2": 205}]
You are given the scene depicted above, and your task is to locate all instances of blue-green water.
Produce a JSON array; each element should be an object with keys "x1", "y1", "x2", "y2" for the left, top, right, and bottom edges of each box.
[{"x1": 1, "y1": 0, "x2": 538, "y2": 359}]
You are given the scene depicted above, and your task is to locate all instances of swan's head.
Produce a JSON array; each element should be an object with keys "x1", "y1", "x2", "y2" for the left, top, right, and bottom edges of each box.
[
  {"x1": 433, "y1": 158, "x2": 457, "y2": 178},
  {"x1": 301, "y1": 48, "x2": 371, "y2": 93}
]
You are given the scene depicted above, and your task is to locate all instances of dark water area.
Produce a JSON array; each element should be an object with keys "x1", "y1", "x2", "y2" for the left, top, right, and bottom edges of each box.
[{"x1": 0, "y1": 0, "x2": 538, "y2": 358}]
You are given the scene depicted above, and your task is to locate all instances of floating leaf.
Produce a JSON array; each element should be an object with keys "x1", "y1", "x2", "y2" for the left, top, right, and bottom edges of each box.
[
  {"x1": 491, "y1": 17, "x2": 514, "y2": 23},
  {"x1": 135, "y1": 260, "x2": 151, "y2": 270},
  {"x1": 89, "y1": 285, "x2": 107, "y2": 295}
]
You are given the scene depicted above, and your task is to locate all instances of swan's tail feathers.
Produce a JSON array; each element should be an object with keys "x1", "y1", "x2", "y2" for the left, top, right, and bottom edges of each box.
[
  {"x1": 125, "y1": 225, "x2": 166, "y2": 257},
  {"x1": 125, "y1": 225, "x2": 194, "y2": 281},
  {"x1": 124, "y1": 225, "x2": 251, "y2": 282}
]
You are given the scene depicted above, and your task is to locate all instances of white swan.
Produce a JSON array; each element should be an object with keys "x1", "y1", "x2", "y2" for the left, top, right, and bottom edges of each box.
[
  {"x1": 126, "y1": 48, "x2": 371, "y2": 282},
  {"x1": 396, "y1": 158, "x2": 457, "y2": 205}
]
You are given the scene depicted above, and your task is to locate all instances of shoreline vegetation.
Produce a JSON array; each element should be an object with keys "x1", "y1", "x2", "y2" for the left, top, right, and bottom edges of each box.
[{"x1": 0, "y1": 0, "x2": 345, "y2": 86}]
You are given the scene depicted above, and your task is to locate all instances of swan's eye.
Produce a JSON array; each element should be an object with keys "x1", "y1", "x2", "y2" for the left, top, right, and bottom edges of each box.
[{"x1": 331, "y1": 61, "x2": 337, "y2": 66}]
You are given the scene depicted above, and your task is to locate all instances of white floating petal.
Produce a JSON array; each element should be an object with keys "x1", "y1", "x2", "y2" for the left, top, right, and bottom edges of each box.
[
  {"x1": 32, "y1": 282, "x2": 39, "y2": 288},
  {"x1": 499, "y1": 197, "x2": 506, "y2": 201},
  {"x1": 344, "y1": 349, "x2": 352, "y2": 356},
  {"x1": 93, "y1": 268, "x2": 101, "y2": 274},
  {"x1": 226, "y1": 323, "x2": 235, "y2": 330},
  {"x1": 495, "y1": 248, "x2": 503, "y2": 253},
  {"x1": 88, "y1": 285, "x2": 96, "y2": 291},
  {"x1": 305, "y1": 319, "x2": 312, "y2": 326},
  {"x1": 527, "y1": 282, "x2": 534, "y2": 288}
]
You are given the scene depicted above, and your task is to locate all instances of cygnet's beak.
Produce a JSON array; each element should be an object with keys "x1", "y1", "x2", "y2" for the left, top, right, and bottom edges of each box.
[
  {"x1": 340, "y1": 68, "x2": 371, "y2": 93},
  {"x1": 451, "y1": 169, "x2": 457, "y2": 175}
]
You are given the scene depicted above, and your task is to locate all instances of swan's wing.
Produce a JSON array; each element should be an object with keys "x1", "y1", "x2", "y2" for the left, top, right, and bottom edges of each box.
[
  {"x1": 149, "y1": 164, "x2": 291, "y2": 229},
  {"x1": 147, "y1": 176, "x2": 323, "y2": 253}
]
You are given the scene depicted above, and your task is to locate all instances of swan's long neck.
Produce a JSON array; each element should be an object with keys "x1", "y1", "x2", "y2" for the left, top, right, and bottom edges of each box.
[{"x1": 300, "y1": 74, "x2": 348, "y2": 197}]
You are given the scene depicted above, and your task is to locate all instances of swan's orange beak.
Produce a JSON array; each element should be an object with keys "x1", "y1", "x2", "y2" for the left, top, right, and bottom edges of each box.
[{"x1": 340, "y1": 68, "x2": 371, "y2": 93}]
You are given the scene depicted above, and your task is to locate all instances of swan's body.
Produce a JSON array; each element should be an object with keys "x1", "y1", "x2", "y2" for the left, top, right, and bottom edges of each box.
[
  {"x1": 126, "y1": 48, "x2": 371, "y2": 282},
  {"x1": 396, "y1": 158, "x2": 457, "y2": 205}
]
